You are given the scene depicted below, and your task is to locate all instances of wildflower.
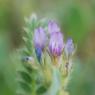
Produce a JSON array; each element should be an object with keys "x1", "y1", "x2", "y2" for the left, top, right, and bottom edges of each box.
[
  {"x1": 49, "y1": 32, "x2": 64, "y2": 57},
  {"x1": 34, "y1": 27, "x2": 47, "y2": 63},
  {"x1": 64, "y1": 38, "x2": 74, "y2": 59},
  {"x1": 48, "y1": 20, "x2": 60, "y2": 34}
]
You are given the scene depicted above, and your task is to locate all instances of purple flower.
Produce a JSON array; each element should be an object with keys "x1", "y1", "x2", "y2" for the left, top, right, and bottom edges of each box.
[
  {"x1": 34, "y1": 27, "x2": 47, "y2": 49},
  {"x1": 48, "y1": 20, "x2": 60, "y2": 34},
  {"x1": 49, "y1": 32, "x2": 64, "y2": 57},
  {"x1": 65, "y1": 38, "x2": 74, "y2": 57},
  {"x1": 34, "y1": 27, "x2": 47, "y2": 63}
]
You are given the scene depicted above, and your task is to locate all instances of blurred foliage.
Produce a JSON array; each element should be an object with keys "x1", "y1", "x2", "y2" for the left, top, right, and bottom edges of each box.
[
  {"x1": 67, "y1": 59, "x2": 95, "y2": 95},
  {"x1": 0, "y1": 35, "x2": 17, "y2": 95}
]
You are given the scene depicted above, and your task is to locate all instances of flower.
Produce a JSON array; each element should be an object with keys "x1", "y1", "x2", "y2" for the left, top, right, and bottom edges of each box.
[
  {"x1": 34, "y1": 27, "x2": 47, "y2": 49},
  {"x1": 64, "y1": 38, "x2": 74, "y2": 58},
  {"x1": 49, "y1": 32, "x2": 64, "y2": 57},
  {"x1": 48, "y1": 20, "x2": 60, "y2": 34},
  {"x1": 34, "y1": 27, "x2": 47, "y2": 63}
]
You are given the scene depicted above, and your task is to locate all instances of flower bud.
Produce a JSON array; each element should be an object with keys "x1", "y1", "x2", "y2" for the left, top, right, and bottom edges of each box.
[
  {"x1": 49, "y1": 32, "x2": 64, "y2": 57},
  {"x1": 65, "y1": 38, "x2": 74, "y2": 58},
  {"x1": 34, "y1": 27, "x2": 47, "y2": 63}
]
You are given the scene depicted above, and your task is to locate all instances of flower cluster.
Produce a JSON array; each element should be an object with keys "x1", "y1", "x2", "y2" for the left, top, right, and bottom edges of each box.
[
  {"x1": 20, "y1": 14, "x2": 76, "y2": 95},
  {"x1": 33, "y1": 20, "x2": 75, "y2": 65},
  {"x1": 22, "y1": 14, "x2": 76, "y2": 73}
]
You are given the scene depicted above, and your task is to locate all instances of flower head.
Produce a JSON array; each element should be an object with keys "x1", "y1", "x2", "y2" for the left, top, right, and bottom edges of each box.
[
  {"x1": 48, "y1": 20, "x2": 60, "y2": 34},
  {"x1": 49, "y1": 32, "x2": 64, "y2": 57},
  {"x1": 34, "y1": 27, "x2": 47, "y2": 49},
  {"x1": 65, "y1": 38, "x2": 74, "y2": 58}
]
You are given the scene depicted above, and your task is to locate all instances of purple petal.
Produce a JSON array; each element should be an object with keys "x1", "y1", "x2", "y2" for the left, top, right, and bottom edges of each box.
[
  {"x1": 48, "y1": 20, "x2": 60, "y2": 34},
  {"x1": 65, "y1": 38, "x2": 74, "y2": 57},
  {"x1": 49, "y1": 32, "x2": 64, "y2": 57},
  {"x1": 34, "y1": 27, "x2": 47, "y2": 49}
]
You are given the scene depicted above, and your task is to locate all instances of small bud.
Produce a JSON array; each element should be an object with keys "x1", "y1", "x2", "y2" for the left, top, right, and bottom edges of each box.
[{"x1": 64, "y1": 38, "x2": 74, "y2": 58}]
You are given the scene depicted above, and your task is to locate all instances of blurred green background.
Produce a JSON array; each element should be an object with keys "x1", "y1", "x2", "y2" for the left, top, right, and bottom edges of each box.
[{"x1": 0, "y1": 0, "x2": 95, "y2": 95}]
